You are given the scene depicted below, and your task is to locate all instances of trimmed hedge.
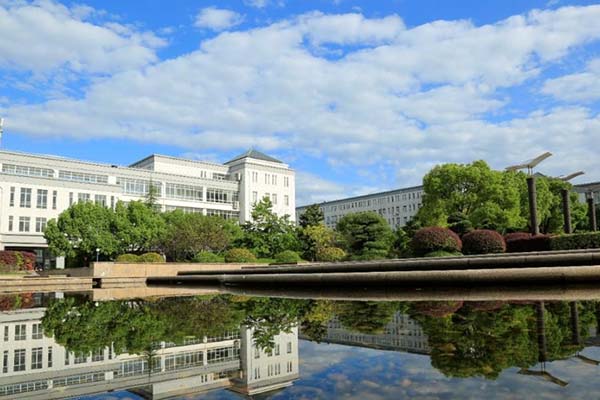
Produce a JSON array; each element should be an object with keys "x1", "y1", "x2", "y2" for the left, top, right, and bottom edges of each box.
[
  {"x1": 316, "y1": 247, "x2": 346, "y2": 262},
  {"x1": 116, "y1": 253, "x2": 164, "y2": 263},
  {"x1": 224, "y1": 248, "x2": 257, "y2": 263},
  {"x1": 424, "y1": 250, "x2": 463, "y2": 258},
  {"x1": 462, "y1": 229, "x2": 506, "y2": 255},
  {"x1": 0, "y1": 251, "x2": 36, "y2": 272},
  {"x1": 193, "y1": 251, "x2": 224, "y2": 263},
  {"x1": 274, "y1": 250, "x2": 301, "y2": 264},
  {"x1": 138, "y1": 252, "x2": 164, "y2": 263},
  {"x1": 505, "y1": 233, "x2": 551, "y2": 253},
  {"x1": 411, "y1": 227, "x2": 462, "y2": 257},
  {"x1": 550, "y1": 232, "x2": 600, "y2": 251}
]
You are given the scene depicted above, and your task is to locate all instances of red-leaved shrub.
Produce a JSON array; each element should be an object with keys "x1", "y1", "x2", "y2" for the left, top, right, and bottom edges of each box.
[
  {"x1": 462, "y1": 229, "x2": 506, "y2": 255},
  {"x1": 0, "y1": 251, "x2": 36, "y2": 272},
  {"x1": 505, "y1": 233, "x2": 551, "y2": 253},
  {"x1": 411, "y1": 227, "x2": 462, "y2": 257}
]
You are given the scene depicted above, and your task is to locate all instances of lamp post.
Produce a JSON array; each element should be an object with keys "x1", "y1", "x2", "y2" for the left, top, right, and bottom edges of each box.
[
  {"x1": 587, "y1": 192, "x2": 597, "y2": 232},
  {"x1": 558, "y1": 171, "x2": 585, "y2": 234},
  {"x1": 96, "y1": 248, "x2": 100, "y2": 262},
  {"x1": 506, "y1": 152, "x2": 553, "y2": 236}
]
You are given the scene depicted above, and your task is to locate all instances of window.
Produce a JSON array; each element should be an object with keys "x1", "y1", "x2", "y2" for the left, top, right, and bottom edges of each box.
[
  {"x1": 110, "y1": 196, "x2": 115, "y2": 209},
  {"x1": 118, "y1": 178, "x2": 161, "y2": 196},
  {"x1": 254, "y1": 347, "x2": 260, "y2": 359},
  {"x1": 284, "y1": 195, "x2": 289, "y2": 206},
  {"x1": 31, "y1": 348, "x2": 43, "y2": 369},
  {"x1": 284, "y1": 176, "x2": 289, "y2": 187},
  {"x1": 18, "y1": 217, "x2": 30, "y2": 233},
  {"x1": 252, "y1": 191, "x2": 258, "y2": 203},
  {"x1": 212, "y1": 173, "x2": 227, "y2": 181},
  {"x1": 69, "y1": 192, "x2": 73, "y2": 206},
  {"x1": 58, "y1": 170, "x2": 108, "y2": 184},
  {"x1": 47, "y1": 347, "x2": 53, "y2": 368},
  {"x1": 254, "y1": 367, "x2": 261, "y2": 379},
  {"x1": 206, "y1": 188, "x2": 237, "y2": 204},
  {"x1": 52, "y1": 190, "x2": 57, "y2": 210},
  {"x1": 2, "y1": 163, "x2": 54, "y2": 178},
  {"x1": 32, "y1": 324, "x2": 43, "y2": 339},
  {"x1": 272, "y1": 193, "x2": 277, "y2": 205},
  {"x1": 272, "y1": 174, "x2": 277, "y2": 185},
  {"x1": 74, "y1": 353, "x2": 87, "y2": 364},
  {"x1": 252, "y1": 172, "x2": 258, "y2": 182},
  {"x1": 65, "y1": 351, "x2": 69, "y2": 365},
  {"x1": 8, "y1": 216, "x2": 13, "y2": 232},
  {"x1": 275, "y1": 344, "x2": 280, "y2": 356},
  {"x1": 78, "y1": 193, "x2": 90, "y2": 202},
  {"x1": 264, "y1": 174, "x2": 269, "y2": 184},
  {"x1": 3, "y1": 326, "x2": 8, "y2": 341},
  {"x1": 35, "y1": 218, "x2": 47, "y2": 233},
  {"x1": 36, "y1": 189, "x2": 47, "y2": 209},
  {"x1": 165, "y1": 183, "x2": 203, "y2": 201},
  {"x1": 2, "y1": 351, "x2": 7, "y2": 373},
  {"x1": 286, "y1": 342, "x2": 292, "y2": 354},
  {"x1": 13, "y1": 349, "x2": 25, "y2": 372},
  {"x1": 287, "y1": 361, "x2": 293, "y2": 373},
  {"x1": 94, "y1": 194, "x2": 107, "y2": 206},
  {"x1": 14, "y1": 325, "x2": 26, "y2": 341},
  {"x1": 206, "y1": 346, "x2": 239, "y2": 364},
  {"x1": 20, "y1": 188, "x2": 31, "y2": 208},
  {"x1": 92, "y1": 349, "x2": 104, "y2": 362},
  {"x1": 9, "y1": 187, "x2": 15, "y2": 207}
]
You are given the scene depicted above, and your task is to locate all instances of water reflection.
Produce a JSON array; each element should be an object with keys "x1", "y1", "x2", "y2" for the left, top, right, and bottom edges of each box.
[{"x1": 0, "y1": 293, "x2": 600, "y2": 398}]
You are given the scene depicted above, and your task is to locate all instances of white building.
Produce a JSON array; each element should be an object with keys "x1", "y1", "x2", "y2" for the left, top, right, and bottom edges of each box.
[
  {"x1": 296, "y1": 185, "x2": 424, "y2": 230},
  {"x1": 0, "y1": 296, "x2": 299, "y2": 399},
  {"x1": 0, "y1": 149, "x2": 295, "y2": 268}
]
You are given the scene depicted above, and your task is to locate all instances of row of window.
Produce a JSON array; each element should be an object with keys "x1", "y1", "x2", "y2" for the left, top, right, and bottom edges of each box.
[
  {"x1": 7, "y1": 216, "x2": 47, "y2": 233},
  {"x1": 2, "y1": 347, "x2": 51, "y2": 373},
  {"x1": 321, "y1": 191, "x2": 423, "y2": 213},
  {"x1": 252, "y1": 192, "x2": 290, "y2": 206},
  {"x1": 9, "y1": 187, "x2": 57, "y2": 209},
  {"x1": 254, "y1": 341, "x2": 293, "y2": 359},
  {"x1": 2, "y1": 163, "x2": 110, "y2": 184},
  {"x1": 4, "y1": 324, "x2": 43, "y2": 341},
  {"x1": 253, "y1": 361, "x2": 294, "y2": 380},
  {"x1": 250, "y1": 171, "x2": 290, "y2": 187}
]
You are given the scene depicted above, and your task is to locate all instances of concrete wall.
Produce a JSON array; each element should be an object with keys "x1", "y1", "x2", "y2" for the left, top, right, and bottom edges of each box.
[{"x1": 91, "y1": 262, "x2": 250, "y2": 278}]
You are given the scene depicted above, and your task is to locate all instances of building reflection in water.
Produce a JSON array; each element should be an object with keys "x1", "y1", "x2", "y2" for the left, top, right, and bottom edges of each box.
[{"x1": 0, "y1": 293, "x2": 299, "y2": 399}]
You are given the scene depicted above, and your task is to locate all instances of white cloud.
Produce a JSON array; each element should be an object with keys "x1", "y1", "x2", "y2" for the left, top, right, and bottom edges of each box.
[
  {"x1": 541, "y1": 58, "x2": 600, "y2": 102},
  {"x1": 0, "y1": 0, "x2": 164, "y2": 74},
  {"x1": 194, "y1": 7, "x2": 244, "y2": 31},
  {"x1": 3, "y1": 5, "x2": 600, "y2": 190}
]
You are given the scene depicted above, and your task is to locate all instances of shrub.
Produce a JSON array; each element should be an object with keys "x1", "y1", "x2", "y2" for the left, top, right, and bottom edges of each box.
[
  {"x1": 505, "y1": 233, "x2": 551, "y2": 253},
  {"x1": 411, "y1": 227, "x2": 462, "y2": 257},
  {"x1": 0, "y1": 251, "x2": 36, "y2": 272},
  {"x1": 316, "y1": 247, "x2": 346, "y2": 262},
  {"x1": 115, "y1": 254, "x2": 141, "y2": 263},
  {"x1": 462, "y1": 229, "x2": 506, "y2": 255},
  {"x1": 550, "y1": 232, "x2": 600, "y2": 251},
  {"x1": 274, "y1": 250, "x2": 301, "y2": 264},
  {"x1": 224, "y1": 248, "x2": 257, "y2": 263},
  {"x1": 139, "y1": 252, "x2": 164, "y2": 263},
  {"x1": 193, "y1": 251, "x2": 224, "y2": 263}
]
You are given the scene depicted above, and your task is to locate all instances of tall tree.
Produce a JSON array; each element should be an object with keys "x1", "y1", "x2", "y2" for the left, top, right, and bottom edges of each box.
[
  {"x1": 114, "y1": 201, "x2": 166, "y2": 253},
  {"x1": 299, "y1": 204, "x2": 324, "y2": 228},
  {"x1": 336, "y1": 211, "x2": 393, "y2": 260}
]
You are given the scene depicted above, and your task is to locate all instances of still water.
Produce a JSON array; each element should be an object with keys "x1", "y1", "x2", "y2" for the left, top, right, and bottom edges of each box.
[{"x1": 1, "y1": 292, "x2": 599, "y2": 399}]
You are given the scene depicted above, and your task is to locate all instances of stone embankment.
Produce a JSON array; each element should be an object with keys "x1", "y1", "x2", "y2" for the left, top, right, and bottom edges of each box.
[{"x1": 148, "y1": 249, "x2": 600, "y2": 287}]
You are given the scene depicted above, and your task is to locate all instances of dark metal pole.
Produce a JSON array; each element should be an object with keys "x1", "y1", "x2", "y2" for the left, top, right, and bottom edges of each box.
[
  {"x1": 588, "y1": 193, "x2": 597, "y2": 231},
  {"x1": 561, "y1": 188, "x2": 572, "y2": 234},
  {"x1": 527, "y1": 176, "x2": 539, "y2": 235}
]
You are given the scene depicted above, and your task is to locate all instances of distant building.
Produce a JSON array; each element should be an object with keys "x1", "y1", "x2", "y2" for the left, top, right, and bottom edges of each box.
[
  {"x1": 0, "y1": 149, "x2": 295, "y2": 268},
  {"x1": 574, "y1": 181, "x2": 600, "y2": 204},
  {"x1": 301, "y1": 312, "x2": 430, "y2": 355},
  {"x1": 0, "y1": 295, "x2": 299, "y2": 399},
  {"x1": 296, "y1": 185, "x2": 424, "y2": 230}
]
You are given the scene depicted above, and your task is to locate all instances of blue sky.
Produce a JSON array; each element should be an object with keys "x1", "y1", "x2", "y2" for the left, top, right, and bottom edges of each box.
[{"x1": 1, "y1": 0, "x2": 600, "y2": 206}]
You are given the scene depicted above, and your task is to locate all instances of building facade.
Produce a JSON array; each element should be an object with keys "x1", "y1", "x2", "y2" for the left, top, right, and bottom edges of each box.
[
  {"x1": 0, "y1": 149, "x2": 295, "y2": 268},
  {"x1": 574, "y1": 181, "x2": 600, "y2": 204},
  {"x1": 296, "y1": 185, "x2": 424, "y2": 230},
  {"x1": 0, "y1": 295, "x2": 299, "y2": 399}
]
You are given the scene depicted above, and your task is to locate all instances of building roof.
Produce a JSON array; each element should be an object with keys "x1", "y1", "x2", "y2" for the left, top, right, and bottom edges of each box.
[
  {"x1": 225, "y1": 149, "x2": 283, "y2": 165},
  {"x1": 296, "y1": 184, "x2": 424, "y2": 209}
]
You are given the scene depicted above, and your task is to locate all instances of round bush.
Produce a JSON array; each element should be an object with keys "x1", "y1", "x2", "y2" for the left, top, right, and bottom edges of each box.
[
  {"x1": 411, "y1": 227, "x2": 462, "y2": 257},
  {"x1": 274, "y1": 250, "x2": 301, "y2": 264},
  {"x1": 316, "y1": 247, "x2": 346, "y2": 262},
  {"x1": 139, "y1": 252, "x2": 165, "y2": 263},
  {"x1": 193, "y1": 251, "x2": 224, "y2": 263},
  {"x1": 116, "y1": 254, "x2": 141, "y2": 263},
  {"x1": 462, "y1": 229, "x2": 506, "y2": 255},
  {"x1": 224, "y1": 248, "x2": 257, "y2": 263}
]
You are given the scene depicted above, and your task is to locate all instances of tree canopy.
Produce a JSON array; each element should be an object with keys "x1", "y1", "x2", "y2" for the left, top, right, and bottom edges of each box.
[{"x1": 336, "y1": 211, "x2": 393, "y2": 260}]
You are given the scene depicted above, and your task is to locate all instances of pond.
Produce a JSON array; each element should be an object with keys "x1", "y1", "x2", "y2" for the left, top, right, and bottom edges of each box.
[{"x1": 0, "y1": 291, "x2": 599, "y2": 399}]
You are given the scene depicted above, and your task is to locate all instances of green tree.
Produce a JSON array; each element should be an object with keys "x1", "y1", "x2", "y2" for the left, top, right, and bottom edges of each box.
[
  {"x1": 299, "y1": 204, "x2": 324, "y2": 228},
  {"x1": 537, "y1": 178, "x2": 587, "y2": 234},
  {"x1": 44, "y1": 201, "x2": 121, "y2": 261},
  {"x1": 335, "y1": 301, "x2": 398, "y2": 334},
  {"x1": 300, "y1": 224, "x2": 336, "y2": 261},
  {"x1": 239, "y1": 198, "x2": 299, "y2": 257},
  {"x1": 114, "y1": 201, "x2": 166, "y2": 253},
  {"x1": 336, "y1": 211, "x2": 393, "y2": 260}
]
